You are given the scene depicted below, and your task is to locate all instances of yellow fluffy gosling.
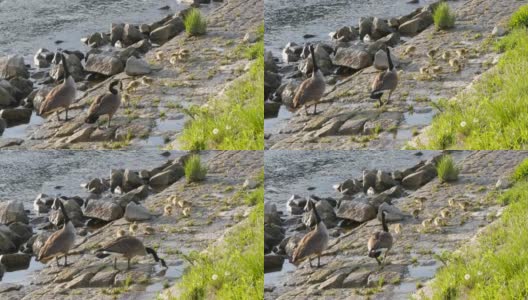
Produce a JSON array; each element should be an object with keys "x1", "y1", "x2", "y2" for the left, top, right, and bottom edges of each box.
[
  {"x1": 182, "y1": 207, "x2": 191, "y2": 217},
  {"x1": 144, "y1": 226, "x2": 156, "y2": 235},
  {"x1": 129, "y1": 222, "x2": 138, "y2": 235},
  {"x1": 164, "y1": 204, "x2": 173, "y2": 216},
  {"x1": 116, "y1": 229, "x2": 126, "y2": 237},
  {"x1": 155, "y1": 51, "x2": 164, "y2": 61},
  {"x1": 141, "y1": 76, "x2": 154, "y2": 86},
  {"x1": 404, "y1": 45, "x2": 416, "y2": 56}
]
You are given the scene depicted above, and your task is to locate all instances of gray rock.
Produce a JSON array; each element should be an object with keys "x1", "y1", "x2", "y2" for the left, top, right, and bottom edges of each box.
[
  {"x1": 378, "y1": 32, "x2": 400, "y2": 48},
  {"x1": 31, "y1": 88, "x2": 50, "y2": 112},
  {"x1": 149, "y1": 19, "x2": 184, "y2": 45},
  {"x1": 149, "y1": 167, "x2": 184, "y2": 190},
  {"x1": 123, "y1": 169, "x2": 143, "y2": 192},
  {"x1": 0, "y1": 118, "x2": 5, "y2": 135},
  {"x1": 367, "y1": 271, "x2": 402, "y2": 287},
  {"x1": 86, "y1": 178, "x2": 108, "y2": 194},
  {"x1": 333, "y1": 48, "x2": 372, "y2": 69},
  {"x1": 0, "y1": 108, "x2": 32, "y2": 126},
  {"x1": 123, "y1": 24, "x2": 144, "y2": 46},
  {"x1": 129, "y1": 39, "x2": 152, "y2": 54},
  {"x1": 415, "y1": 11, "x2": 434, "y2": 31},
  {"x1": 9, "y1": 77, "x2": 33, "y2": 101},
  {"x1": 50, "y1": 53, "x2": 84, "y2": 81},
  {"x1": 368, "y1": 193, "x2": 391, "y2": 208},
  {"x1": 88, "y1": 32, "x2": 109, "y2": 48},
  {"x1": 66, "y1": 127, "x2": 95, "y2": 144},
  {"x1": 307, "y1": 199, "x2": 337, "y2": 228},
  {"x1": 85, "y1": 54, "x2": 124, "y2": 76},
  {"x1": 0, "y1": 227, "x2": 17, "y2": 254},
  {"x1": 381, "y1": 185, "x2": 404, "y2": 198},
  {"x1": 377, "y1": 202, "x2": 407, "y2": 221},
  {"x1": 399, "y1": 18, "x2": 420, "y2": 35},
  {"x1": 264, "y1": 101, "x2": 281, "y2": 118},
  {"x1": 319, "y1": 272, "x2": 348, "y2": 290},
  {"x1": 388, "y1": 18, "x2": 399, "y2": 28},
  {"x1": 336, "y1": 178, "x2": 362, "y2": 195},
  {"x1": 83, "y1": 200, "x2": 123, "y2": 221},
  {"x1": 34, "y1": 48, "x2": 53, "y2": 68},
  {"x1": 342, "y1": 270, "x2": 371, "y2": 288},
  {"x1": 264, "y1": 51, "x2": 278, "y2": 73},
  {"x1": 373, "y1": 49, "x2": 398, "y2": 70},
  {"x1": 363, "y1": 170, "x2": 377, "y2": 193},
  {"x1": 31, "y1": 232, "x2": 51, "y2": 255},
  {"x1": 0, "y1": 264, "x2": 3, "y2": 281},
  {"x1": 496, "y1": 177, "x2": 512, "y2": 190},
  {"x1": 492, "y1": 25, "x2": 507, "y2": 37},
  {"x1": 118, "y1": 185, "x2": 149, "y2": 208},
  {"x1": 287, "y1": 194, "x2": 306, "y2": 215},
  {"x1": 49, "y1": 199, "x2": 84, "y2": 227},
  {"x1": 264, "y1": 223, "x2": 284, "y2": 250},
  {"x1": 375, "y1": 170, "x2": 397, "y2": 192},
  {"x1": 264, "y1": 255, "x2": 284, "y2": 272},
  {"x1": 89, "y1": 269, "x2": 119, "y2": 287},
  {"x1": 0, "y1": 254, "x2": 30, "y2": 271},
  {"x1": 337, "y1": 117, "x2": 368, "y2": 135},
  {"x1": 0, "y1": 201, "x2": 28, "y2": 225},
  {"x1": 265, "y1": 202, "x2": 282, "y2": 227},
  {"x1": 333, "y1": 26, "x2": 358, "y2": 42},
  {"x1": 111, "y1": 23, "x2": 125, "y2": 45},
  {"x1": 243, "y1": 31, "x2": 258, "y2": 43},
  {"x1": 0, "y1": 86, "x2": 15, "y2": 107},
  {"x1": 299, "y1": 44, "x2": 333, "y2": 75},
  {"x1": 125, "y1": 56, "x2": 152, "y2": 76},
  {"x1": 371, "y1": 17, "x2": 391, "y2": 40},
  {"x1": 139, "y1": 24, "x2": 151, "y2": 34},
  {"x1": 280, "y1": 81, "x2": 299, "y2": 108},
  {"x1": 65, "y1": 271, "x2": 96, "y2": 289},
  {"x1": 392, "y1": 170, "x2": 403, "y2": 181},
  {"x1": 359, "y1": 17, "x2": 373, "y2": 40},
  {"x1": 336, "y1": 200, "x2": 376, "y2": 222},
  {"x1": 124, "y1": 202, "x2": 152, "y2": 221},
  {"x1": 110, "y1": 169, "x2": 124, "y2": 192},
  {"x1": 402, "y1": 163, "x2": 437, "y2": 189},
  {"x1": 0, "y1": 55, "x2": 29, "y2": 79},
  {"x1": 8, "y1": 222, "x2": 32, "y2": 242}
]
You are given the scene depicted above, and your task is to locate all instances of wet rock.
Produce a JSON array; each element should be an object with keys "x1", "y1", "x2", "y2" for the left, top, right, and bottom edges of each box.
[
  {"x1": 342, "y1": 269, "x2": 371, "y2": 288},
  {"x1": 336, "y1": 178, "x2": 361, "y2": 195},
  {"x1": 287, "y1": 194, "x2": 307, "y2": 215},
  {"x1": 375, "y1": 170, "x2": 397, "y2": 192},
  {"x1": 336, "y1": 200, "x2": 376, "y2": 222},
  {"x1": 363, "y1": 170, "x2": 377, "y2": 193},
  {"x1": 125, "y1": 56, "x2": 152, "y2": 76},
  {"x1": 333, "y1": 48, "x2": 372, "y2": 70},
  {"x1": 264, "y1": 255, "x2": 284, "y2": 272},
  {"x1": 89, "y1": 269, "x2": 119, "y2": 287},
  {"x1": 392, "y1": 170, "x2": 403, "y2": 181},
  {"x1": 373, "y1": 49, "x2": 399, "y2": 70},
  {"x1": 84, "y1": 200, "x2": 123, "y2": 221},
  {"x1": 0, "y1": 108, "x2": 32, "y2": 126},
  {"x1": 124, "y1": 202, "x2": 152, "y2": 221},
  {"x1": 88, "y1": 32, "x2": 110, "y2": 48},
  {"x1": 0, "y1": 85, "x2": 16, "y2": 107},
  {"x1": 85, "y1": 54, "x2": 124, "y2": 76},
  {"x1": 0, "y1": 201, "x2": 28, "y2": 225},
  {"x1": 265, "y1": 203, "x2": 282, "y2": 227},
  {"x1": 313, "y1": 199, "x2": 338, "y2": 228},
  {"x1": 149, "y1": 19, "x2": 184, "y2": 45},
  {"x1": 377, "y1": 202, "x2": 407, "y2": 221},
  {"x1": 319, "y1": 272, "x2": 348, "y2": 290},
  {"x1": 359, "y1": 17, "x2": 373, "y2": 40},
  {"x1": 8, "y1": 222, "x2": 32, "y2": 242},
  {"x1": 371, "y1": 17, "x2": 391, "y2": 40},
  {"x1": 332, "y1": 26, "x2": 358, "y2": 42},
  {"x1": 265, "y1": 223, "x2": 284, "y2": 250},
  {"x1": 0, "y1": 55, "x2": 29, "y2": 79},
  {"x1": 85, "y1": 178, "x2": 109, "y2": 194},
  {"x1": 149, "y1": 167, "x2": 184, "y2": 190},
  {"x1": 367, "y1": 271, "x2": 402, "y2": 287},
  {"x1": 33, "y1": 48, "x2": 53, "y2": 68},
  {"x1": 110, "y1": 169, "x2": 124, "y2": 192},
  {"x1": 399, "y1": 18, "x2": 420, "y2": 35},
  {"x1": 118, "y1": 185, "x2": 149, "y2": 208},
  {"x1": 50, "y1": 53, "x2": 84, "y2": 81},
  {"x1": 49, "y1": 199, "x2": 84, "y2": 227},
  {"x1": 123, "y1": 169, "x2": 144, "y2": 192},
  {"x1": 496, "y1": 177, "x2": 512, "y2": 190},
  {"x1": 264, "y1": 51, "x2": 278, "y2": 73},
  {"x1": 0, "y1": 253, "x2": 30, "y2": 271},
  {"x1": 111, "y1": 23, "x2": 125, "y2": 45},
  {"x1": 9, "y1": 77, "x2": 33, "y2": 101},
  {"x1": 0, "y1": 227, "x2": 17, "y2": 254},
  {"x1": 282, "y1": 42, "x2": 303, "y2": 63},
  {"x1": 123, "y1": 24, "x2": 144, "y2": 46},
  {"x1": 0, "y1": 118, "x2": 5, "y2": 135},
  {"x1": 280, "y1": 81, "x2": 299, "y2": 108},
  {"x1": 264, "y1": 101, "x2": 281, "y2": 118}
]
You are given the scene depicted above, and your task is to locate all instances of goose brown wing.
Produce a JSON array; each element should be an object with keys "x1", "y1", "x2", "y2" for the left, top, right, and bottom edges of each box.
[
  {"x1": 292, "y1": 230, "x2": 317, "y2": 262},
  {"x1": 292, "y1": 77, "x2": 314, "y2": 108}
]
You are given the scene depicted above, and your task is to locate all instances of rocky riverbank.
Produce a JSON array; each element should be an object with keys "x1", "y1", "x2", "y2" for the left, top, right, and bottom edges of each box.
[
  {"x1": 0, "y1": 150, "x2": 262, "y2": 300},
  {"x1": 264, "y1": 151, "x2": 528, "y2": 299},
  {"x1": 264, "y1": 0, "x2": 523, "y2": 150},
  {"x1": 0, "y1": 0, "x2": 262, "y2": 150}
]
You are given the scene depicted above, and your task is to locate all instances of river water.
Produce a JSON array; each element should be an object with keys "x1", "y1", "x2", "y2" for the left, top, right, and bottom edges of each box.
[
  {"x1": 0, "y1": 0, "x2": 187, "y2": 58},
  {"x1": 264, "y1": 0, "x2": 438, "y2": 55}
]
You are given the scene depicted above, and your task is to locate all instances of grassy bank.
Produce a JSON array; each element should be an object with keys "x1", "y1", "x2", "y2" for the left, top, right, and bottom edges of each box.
[
  {"x1": 170, "y1": 184, "x2": 264, "y2": 299},
  {"x1": 178, "y1": 25, "x2": 264, "y2": 150},
  {"x1": 427, "y1": 159, "x2": 528, "y2": 299},
  {"x1": 426, "y1": 25, "x2": 528, "y2": 149}
]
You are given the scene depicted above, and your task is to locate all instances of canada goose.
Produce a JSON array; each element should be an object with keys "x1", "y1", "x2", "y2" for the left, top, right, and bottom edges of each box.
[
  {"x1": 421, "y1": 218, "x2": 433, "y2": 228},
  {"x1": 434, "y1": 217, "x2": 447, "y2": 227},
  {"x1": 403, "y1": 45, "x2": 416, "y2": 56},
  {"x1": 368, "y1": 210, "x2": 393, "y2": 266},
  {"x1": 164, "y1": 204, "x2": 173, "y2": 216},
  {"x1": 441, "y1": 51, "x2": 451, "y2": 61},
  {"x1": 144, "y1": 226, "x2": 156, "y2": 235},
  {"x1": 292, "y1": 44, "x2": 326, "y2": 115},
  {"x1": 169, "y1": 54, "x2": 178, "y2": 65},
  {"x1": 458, "y1": 201, "x2": 469, "y2": 211},
  {"x1": 155, "y1": 51, "x2": 164, "y2": 61},
  {"x1": 95, "y1": 236, "x2": 167, "y2": 270},
  {"x1": 122, "y1": 93, "x2": 131, "y2": 108},
  {"x1": 440, "y1": 209, "x2": 451, "y2": 218},
  {"x1": 182, "y1": 207, "x2": 191, "y2": 217},
  {"x1": 178, "y1": 49, "x2": 190, "y2": 59},
  {"x1": 37, "y1": 199, "x2": 76, "y2": 267},
  {"x1": 370, "y1": 47, "x2": 398, "y2": 106},
  {"x1": 419, "y1": 66, "x2": 430, "y2": 75},
  {"x1": 449, "y1": 59, "x2": 461, "y2": 72},
  {"x1": 85, "y1": 80, "x2": 122, "y2": 128},
  {"x1": 126, "y1": 80, "x2": 140, "y2": 93},
  {"x1": 292, "y1": 200, "x2": 329, "y2": 268},
  {"x1": 411, "y1": 209, "x2": 421, "y2": 219},
  {"x1": 415, "y1": 197, "x2": 426, "y2": 209},
  {"x1": 448, "y1": 198, "x2": 456, "y2": 207},
  {"x1": 39, "y1": 53, "x2": 76, "y2": 121},
  {"x1": 141, "y1": 76, "x2": 154, "y2": 86},
  {"x1": 129, "y1": 222, "x2": 138, "y2": 234},
  {"x1": 116, "y1": 229, "x2": 126, "y2": 237}
]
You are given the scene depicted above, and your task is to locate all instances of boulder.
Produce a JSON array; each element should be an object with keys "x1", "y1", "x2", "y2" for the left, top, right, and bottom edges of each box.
[
  {"x1": 282, "y1": 42, "x2": 303, "y2": 63},
  {"x1": 0, "y1": 108, "x2": 32, "y2": 126},
  {"x1": 31, "y1": 88, "x2": 50, "y2": 112},
  {"x1": 332, "y1": 48, "x2": 372, "y2": 70},
  {"x1": 264, "y1": 203, "x2": 282, "y2": 227},
  {"x1": 149, "y1": 19, "x2": 184, "y2": 45},
  {"x1": 125, "y1": 56, "x2": 152, "y2": 76},
  {"x1": 415, "y1": 11, "x2": 434, "y2": 31},
  {"x1": 303, "y1": 200, "x2": 337, "y2": 228},
  {"x1": 287, "y1": 194, "x2": 306, "y2": 215},
  {"x1": 377, "y1": 202, "x2": 407, "y2": 221},
  {"x1": 338, "y1": 117, "x2": 369, "y2": 135},
  {"x1": 399, "y1": 18, "x2": 420, "y2": 35},
  {"x1": 264, "y1": 223, "x2": 284, "y2": 250},
  {"x1": 110, "y1": 169, "x2": 124, "y2": 192},
  {"x1": 0, "y1": 55, "x2": 29, "y2": 79},
  {"x1": 299, "y1": 44, "x2": 334, "y2": 75},
  {"x1": 402, "y1": 163, "x2": 437, "y2": 189},
  {"x1": 0, "y1": 118, "x2": 5, "y2": 135},
  {"x1": 50, "y1": 53, "x2": 84, "y2": 81},
  {"x1": 149, "y1": 167, "x2": 184, "y2": 190},
  {"x1": 0, "y1": 201, "x2": 28, "y2": 225},
  {"x1": 381, "y1": 185, "x2": 404, "y2": 198},
  {"x1": 83, "y1": 200, "x2": 123, "y2": 221},
  {"x1": 123, "y1": 169, "x2": 143, "y2": 192},
  {"x1": 31, "y1": 232, "x2": 51, "y2": 255},
  {"x1": 492, "y1": 25, "x2": 507, "y2": 37},
  {"x1": 123, "y1": 24, "x2": 144, "y2": 46},
  {"x1": 336, "y1": 178, "x2": 361, "y2": 195},
  {"x1": 9, "y1": 77, "x2": 33, "y2": 101},
  {"x1": 0, "y1": 227, "x2": 17, "y2": 254},
  {"x1": 333, "y1": 26, "x2": 358, "y2": 42},
  {"x1": 85, "y1": 54, "x2": 124, "y2": 76},
  {"x1": 128, "y1": 39, "x2": 152, "y2": 54},
  {"x1": 0, "y1": 254, "x2": 30, "y2": 271},
  {"x1": 111, "y1": 23, "x2": 125, "y2": 45},
  {"x1": 496, "y1": 176, "x2": 512, "y2": 190},
  {"x1": 264, "y1": 51, "x2": 278, "y2": 73},
  {"x1": 34, "y1": 48, "x2": 54, "y2": 68},
  {"x1": 280, "y1": 81, "x2": 299, "y2": 108},
  {"x1": 117, "y1": 185, "x2": 149, "y2": 208},
  {"x1": 368, "y1": 193, "x2": 391, "y2": 208},
  {"x1": 378, "y1": 32, "x2": 400, "y2": 48},
  {"x1": 375, "y1": 170, "x2": 397, "y2": 192},
  {"x1": 359, "y1": 17, "x2": 373, "y2": 40},
  {"x1": 0, "y1": 86, "x2": 16, "y2": 107},
  {"x1": 264, "y1": 101, "x2": 281, "y2": 118},
  {"x1": 85, "y1": 178, "x2": 108, "y2": 194},
  {"x1": 87, "y1": 32, "x2": 110, "y2": 48},
  {"x1": 8, "y1": 222, "x2": 32, "y2": 242},
  {"x1": 89, "y1": 269, "x2": 119, "y2": 287},
  {"x1": 363, "y1": 170, "x2": 377, "y2": 193},
  {"x1": 66, "y1": 127, "x2": 95, "y2": 144},
  {"x1": 264, "y1": 255, "x2": 284, "y2": 272},
  {"x1": 371, "y1": 17, "x2": 391, "y2": 40},
  {"x1": 336, "y1": 200, "x2": 376, "y2": 222},
  {"x1": 48, "y1": 199, "x2": 84, "y2": 227},
  {"x1": 124, "y1": 202, "x2": 152, "y2": 221}
]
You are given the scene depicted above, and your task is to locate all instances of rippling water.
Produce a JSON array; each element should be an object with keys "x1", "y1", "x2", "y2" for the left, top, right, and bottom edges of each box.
[
  {"x1": 264, "y1": 0, "x2": 437, "y2": 54},
  {"x1": 0, "y1": 0, "x2": 185, "y2": 57}
]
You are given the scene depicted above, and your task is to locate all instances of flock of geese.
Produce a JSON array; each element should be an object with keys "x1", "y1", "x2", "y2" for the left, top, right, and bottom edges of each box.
[
  {"x1": 291, "y1": 199, "x2": 393, "y2": 268},
  {"x1": 36, "y1": 199, "x2": 167, "y2": 270}
]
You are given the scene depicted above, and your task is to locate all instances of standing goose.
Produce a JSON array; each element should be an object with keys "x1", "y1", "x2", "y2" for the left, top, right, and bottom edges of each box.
[
  {"x1": 292, "y1": 200, "x2": 329, "y2": 268},
  {"x1": 37, "y1": 199, "x2": 76, "y2": 267},
  {"x1": 39, "y1": 53, "x2": 76, "y2": 121},
  {"x1": 95, "y1": 236, "x2": 167, "y2": 270},
  {"x1": 292, "y1": 44, "x2": 326, "y2": 115},
  {"x1": 367, "y1": 210, "x2": 393, "y2": 266},
  {"x1": 85, "y1": 80, "x2": 122, "y2": 128},
  {"x1": 370, "y1": 48, "x2": 398, "y2": 107}
]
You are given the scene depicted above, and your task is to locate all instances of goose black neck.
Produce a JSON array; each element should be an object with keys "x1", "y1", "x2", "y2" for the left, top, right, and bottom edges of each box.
[
  {"x1": 146, "y1": 247, "x2": 167, "y2": 268},
  {"x1": 311, "y1": 201, "x2": 321, "y2": 224},
  {"x1": 61, "y1": 54, "x2": 70, "y2": 80},
  {"x1": 310, "y1": 46, "x2": 318, "y2": 74},
  {"x1": 381, "y1": 211, "x2": 388, "y2": 232},
  {"x1": 109, "y1": 81, "x2": 119, "y2": 95},
  {"x1": 57, "y1": 200, "x2": 70, "y2": 224},
  {"x1": 386, "y1": 48, "x2": 394, "y2": 71}
]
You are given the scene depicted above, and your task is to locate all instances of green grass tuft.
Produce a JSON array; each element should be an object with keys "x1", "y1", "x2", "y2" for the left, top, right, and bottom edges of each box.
[
  {"x1": 433, "y1": 3, "x2": 456, "y2": 30},
  {"x1": 512, "y1": 158, "x2": 528, "y2": 182},
  {"x1": 436, "y1": 155, "x2": 459, "y2": 183},
  {"x1": 509, "y1": 4, "x2": 528, "y2": 29},
  {"x1": 184, "y1": 155, "x2": 207, "y2": 183},
  {"x1": 184, "y1": 8, "x2": 207, "y2": 36},
  {"x1": 179, "y1": 25, "x2": 264, "y2": 150},
  {"x1": 431, "y1": 178, "x2": 528, "y2": 299},
  {"x1": 173, "y1": 187, "x2": 264, "y2": 299},
  {"x1": 426, "y1": 27, "x2": 528, "y2": 149}
]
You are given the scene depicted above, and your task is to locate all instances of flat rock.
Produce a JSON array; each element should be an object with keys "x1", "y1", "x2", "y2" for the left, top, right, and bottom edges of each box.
[
  {"x1": 85, "y1": 54, "x2": 124, "y2": 76},
  {"x1": 0, "y1": 201, "x2": 28, "y2": 225},
  {"x1": 333, "y1": 48, "x2": 372, "y2": 69},
  {"x1": 125, "y1": 56, "x2": 152, "y2": 76},
  {"x1": 0, "y1": 55, "x2": 29, "y2": 79},
  {"x1": 336, "y1": 200, "x2": 376, "y2": 222},
  {"x1": 89, "y1": 269, "x2": 119, "y2": 287},
  {"x1": 84, "y1": 200, "x2": 123, "y2": 221},
  {"x1": 124, "y1": 202, "x2": 152, "y2": 221}
]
